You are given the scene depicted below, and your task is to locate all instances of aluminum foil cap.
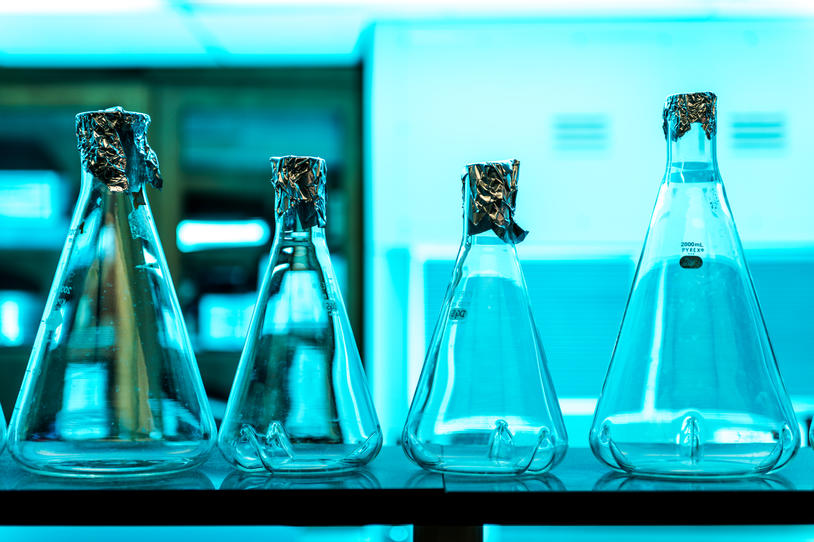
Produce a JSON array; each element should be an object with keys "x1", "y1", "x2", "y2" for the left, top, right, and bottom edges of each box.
[
  {"x1": 463, "y1": 159, "x2": 528, "y2": 243},
  {"x1": 75, "y1": 106, "x2": 162, "y2": 192},
  {"x1": 662, "y1": 92, "x2": 717, "y2": 141},
  {"x1": 270, "y1": 155, "x2": 327, "y2": 229}
]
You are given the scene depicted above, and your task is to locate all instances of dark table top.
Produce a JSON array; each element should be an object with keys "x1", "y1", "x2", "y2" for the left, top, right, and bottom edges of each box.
[{"x1": 1, "y1": 446, "x2": 813, "y2": 526}]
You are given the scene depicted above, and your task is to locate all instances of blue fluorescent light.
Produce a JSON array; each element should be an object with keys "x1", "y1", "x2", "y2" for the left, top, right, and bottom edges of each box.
[
  {"x1": 0, "y1": 299, "x2": 22, "y2": 345},
  {"x1": 0, "y1": 170, "x2": 64, "y2": 220},
  {"x1": 0, "y1": 291, "x2": 40, "y2": 347},
  {"x1": 176, "y1": 219, "x2": 271, "y2": 253},
  {"x1": 197, "y1": 293, "x2": 257, "y2": 351}
]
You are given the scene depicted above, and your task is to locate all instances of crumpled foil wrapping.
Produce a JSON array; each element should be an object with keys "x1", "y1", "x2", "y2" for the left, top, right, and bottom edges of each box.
[
  {"x1": 270, "y1": 155, "x2": 327, "y2": 229},
  {"x1": 75, "y1": 106, "x2": 163, "y2": 192},
  {"x1": 662, "y1": 92, "x2": 717, "y2": 141},
  {"x1": 462, "y1": 159, "x2": 528, "y2": 243}
]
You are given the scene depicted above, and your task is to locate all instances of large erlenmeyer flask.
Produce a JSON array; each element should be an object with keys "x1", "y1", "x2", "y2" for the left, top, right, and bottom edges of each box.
[
  {"x1": 217, "y1": 156, "x2": 382, "y2": 473},
  {"x1": 8, "y1": 107, "x2": 216, "y2": 476},
  {"x1": 402, "y1": 160, "x2": 567, "y2": 475},
  {"x1": 589, "y1": 92, "x2": 799, "y2": 478}
]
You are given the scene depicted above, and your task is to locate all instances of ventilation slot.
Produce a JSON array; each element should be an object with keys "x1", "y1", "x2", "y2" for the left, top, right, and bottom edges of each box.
[
  {"x1": 731, "y1": 114, "x2": 786, "y2": 150},
  {"x1": 552, "y1": 115, "x2": 609, "y2": 152}
]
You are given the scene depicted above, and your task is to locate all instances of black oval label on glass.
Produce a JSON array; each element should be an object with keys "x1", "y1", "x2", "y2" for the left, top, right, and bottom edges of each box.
[{"x1": 680, "y1": 255, "x2": 703, "y2": 269}]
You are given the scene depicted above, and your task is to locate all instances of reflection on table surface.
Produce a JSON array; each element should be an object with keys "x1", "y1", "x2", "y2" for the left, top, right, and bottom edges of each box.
[{"x1": 0, "y1": 447, "x2": 813, "y2": 492}]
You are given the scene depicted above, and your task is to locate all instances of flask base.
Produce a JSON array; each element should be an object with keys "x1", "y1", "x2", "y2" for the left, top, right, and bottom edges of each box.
[
  {"x1": 591, "y1": 412, "x2": 799, "y2": 479},
  {"x1": 223, "y1": 425, "x2": 383, "y2": 474},
  {"x1": 603, "y1": 460, "x2": 792, "y2": 481},
  {"x1": 403, "y1": 432, "x2": 567, "y2": 476},
  {"x1": 10, "y1": 440, "x2": 213, "y2": 478},
  {"x1": 591, "y1": 440, "x2": 798, "y2": 479},
  {"x1": 232, "y1": 458, "x2": 368, "y2": 475}
]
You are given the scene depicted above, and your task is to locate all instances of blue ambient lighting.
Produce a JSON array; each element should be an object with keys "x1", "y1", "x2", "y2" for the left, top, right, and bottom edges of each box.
[
  {"x1": 0, "y1": 291, "x2": 41, "y2": 347},
  {"x1": 364, "y1": 18, "x2": 814, "y2": 444},
  {"x1": 0, "y1": 170, "x2": 68, "y2": 249},
  {"x1": 0, "y1": 170, "x2": 64, "y2": 220},
  {"x1": 176, "y1": 219, "x2": 271, "y2": 253},
  {"x1": 0, "y1": 299, "x2": 22, "y2": 345},
  {"x1": 197, "y1": 292, "x2": 257, "y2": 351}
]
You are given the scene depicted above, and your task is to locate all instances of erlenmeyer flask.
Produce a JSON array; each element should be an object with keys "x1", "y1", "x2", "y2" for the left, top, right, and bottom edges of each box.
[
  {"x1": 589, "y1": 92, "x2": 799, "y2": 478},
  {"x1": 402, "y1": 160, "x2": 567, "y2": 475},
  {"x1": 8, "y1": 107, "x2": 216, "y2": 476},
  {"x1": 217, "y1": 156, "x2": 382, "y2": 473}
]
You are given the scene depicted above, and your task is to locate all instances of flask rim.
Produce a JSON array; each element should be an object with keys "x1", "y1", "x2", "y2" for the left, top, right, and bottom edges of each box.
[{"x1": 662, "y1": 91, "x2": 717, "y2": 141}]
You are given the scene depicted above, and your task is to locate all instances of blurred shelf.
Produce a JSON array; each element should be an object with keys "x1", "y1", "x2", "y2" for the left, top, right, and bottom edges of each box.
[
  {"x1": 180, "y1": 174, "x2": 273, "y2": 197},
  {"x1": 0, "y1": 245, "x2": 62, "y2": 253},
  {"x1": 195, "y1": 350, "x2": 241, "y2": 400},
  {"x1": 0, "y1": 347, "x2": 29, "y2": 363},
  {"x1": 0, "y1": 447, "x2": 813, "y2": 526}
]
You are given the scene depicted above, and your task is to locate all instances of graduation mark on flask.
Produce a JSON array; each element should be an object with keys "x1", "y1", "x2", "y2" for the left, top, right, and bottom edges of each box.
[
  {"x1": 57, "y1": 270, "x2": 77, "y2": 303},
  {"x1": 680, "y1": 241, "x2": 705, "y2": 254},
  {"x1": 449, "y1": 308, "x2": 467, "y2": 320}
]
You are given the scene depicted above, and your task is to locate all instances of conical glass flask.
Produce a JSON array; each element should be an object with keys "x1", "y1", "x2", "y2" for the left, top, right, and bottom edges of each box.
[
  {"x1": 589, "y1": 92, "x2": 799, "y2": 478},
  {"x1": 402, "y1": 160, "x2": 568, "y2": 475},
  {"x1": 217, "y1": 155, "x2": 382, "y2": 473},
  {"x1": 8, "y1": 107, "x2": 216, "y2": 476}
]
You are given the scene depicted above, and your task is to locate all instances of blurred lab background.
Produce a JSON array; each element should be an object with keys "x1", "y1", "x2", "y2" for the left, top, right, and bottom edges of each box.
[{"x1": 1, "y1": 0, "x2": 813, "y2": 452}]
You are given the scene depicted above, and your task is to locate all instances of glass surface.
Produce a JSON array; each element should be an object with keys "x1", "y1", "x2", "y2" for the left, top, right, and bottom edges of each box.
[
  {"x1": 402, "y1": 175, "x2": 567, "y2": 475},
  {"x1": 8, "y1": 171, "x2": 216, "y2": 477},
  {"x1": 0, "y1": 526, "x2": 408, "y2": 542},
  {"x1": 12, "y1": 468, "x2": 215, "y2": 490},
  {"x1": 593, "y1": 470, "x2": 794, "y2": 491},
  {"x1": 0, "y1": 404, "x2": 5, "y2": 455},
  {"x1": 589, "y1": 118, "x2": 799, "y2": 478},
  {"x1": 218, "y1": 226, "x2": 381, "y2": 473},
  {"x1": 486, "y1": 526, "x2": 814, "y2": 542},
  {"x1": 220, "y1": 468, "x2": 380, "y2": 490}
]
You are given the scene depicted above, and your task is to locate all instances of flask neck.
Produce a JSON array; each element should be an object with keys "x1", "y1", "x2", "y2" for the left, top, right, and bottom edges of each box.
[
  {"x1": 79, "y1": 169, "x2": 153, "y2": 208},
  {"x1": 462, "y1": 186, "x2": 526, "y2": 245},
  {"x1": 75, "y1": 170, "x2": 157, "y2": 246},
  {"x1": 456, "y1": 228, "x2": 525, "y2": 291},
  {"x1": 275, "y1": 223, "x2": 328, "y2": 247},
  {"x1": 461, "y1": 228, "x2": 519, "y2": 274},
  {"x1": 80, "y1": 162, "x2": 153, "y2": 195},
  {"x1": 271, "y1": 225, "x2": 329, "y2": 275},
  {"x1": 464, "y1": 228, "x2": 517, "y2": 249},
  {"x1": 665, "y1": 123, "x2": 720, "y2": 183}
]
